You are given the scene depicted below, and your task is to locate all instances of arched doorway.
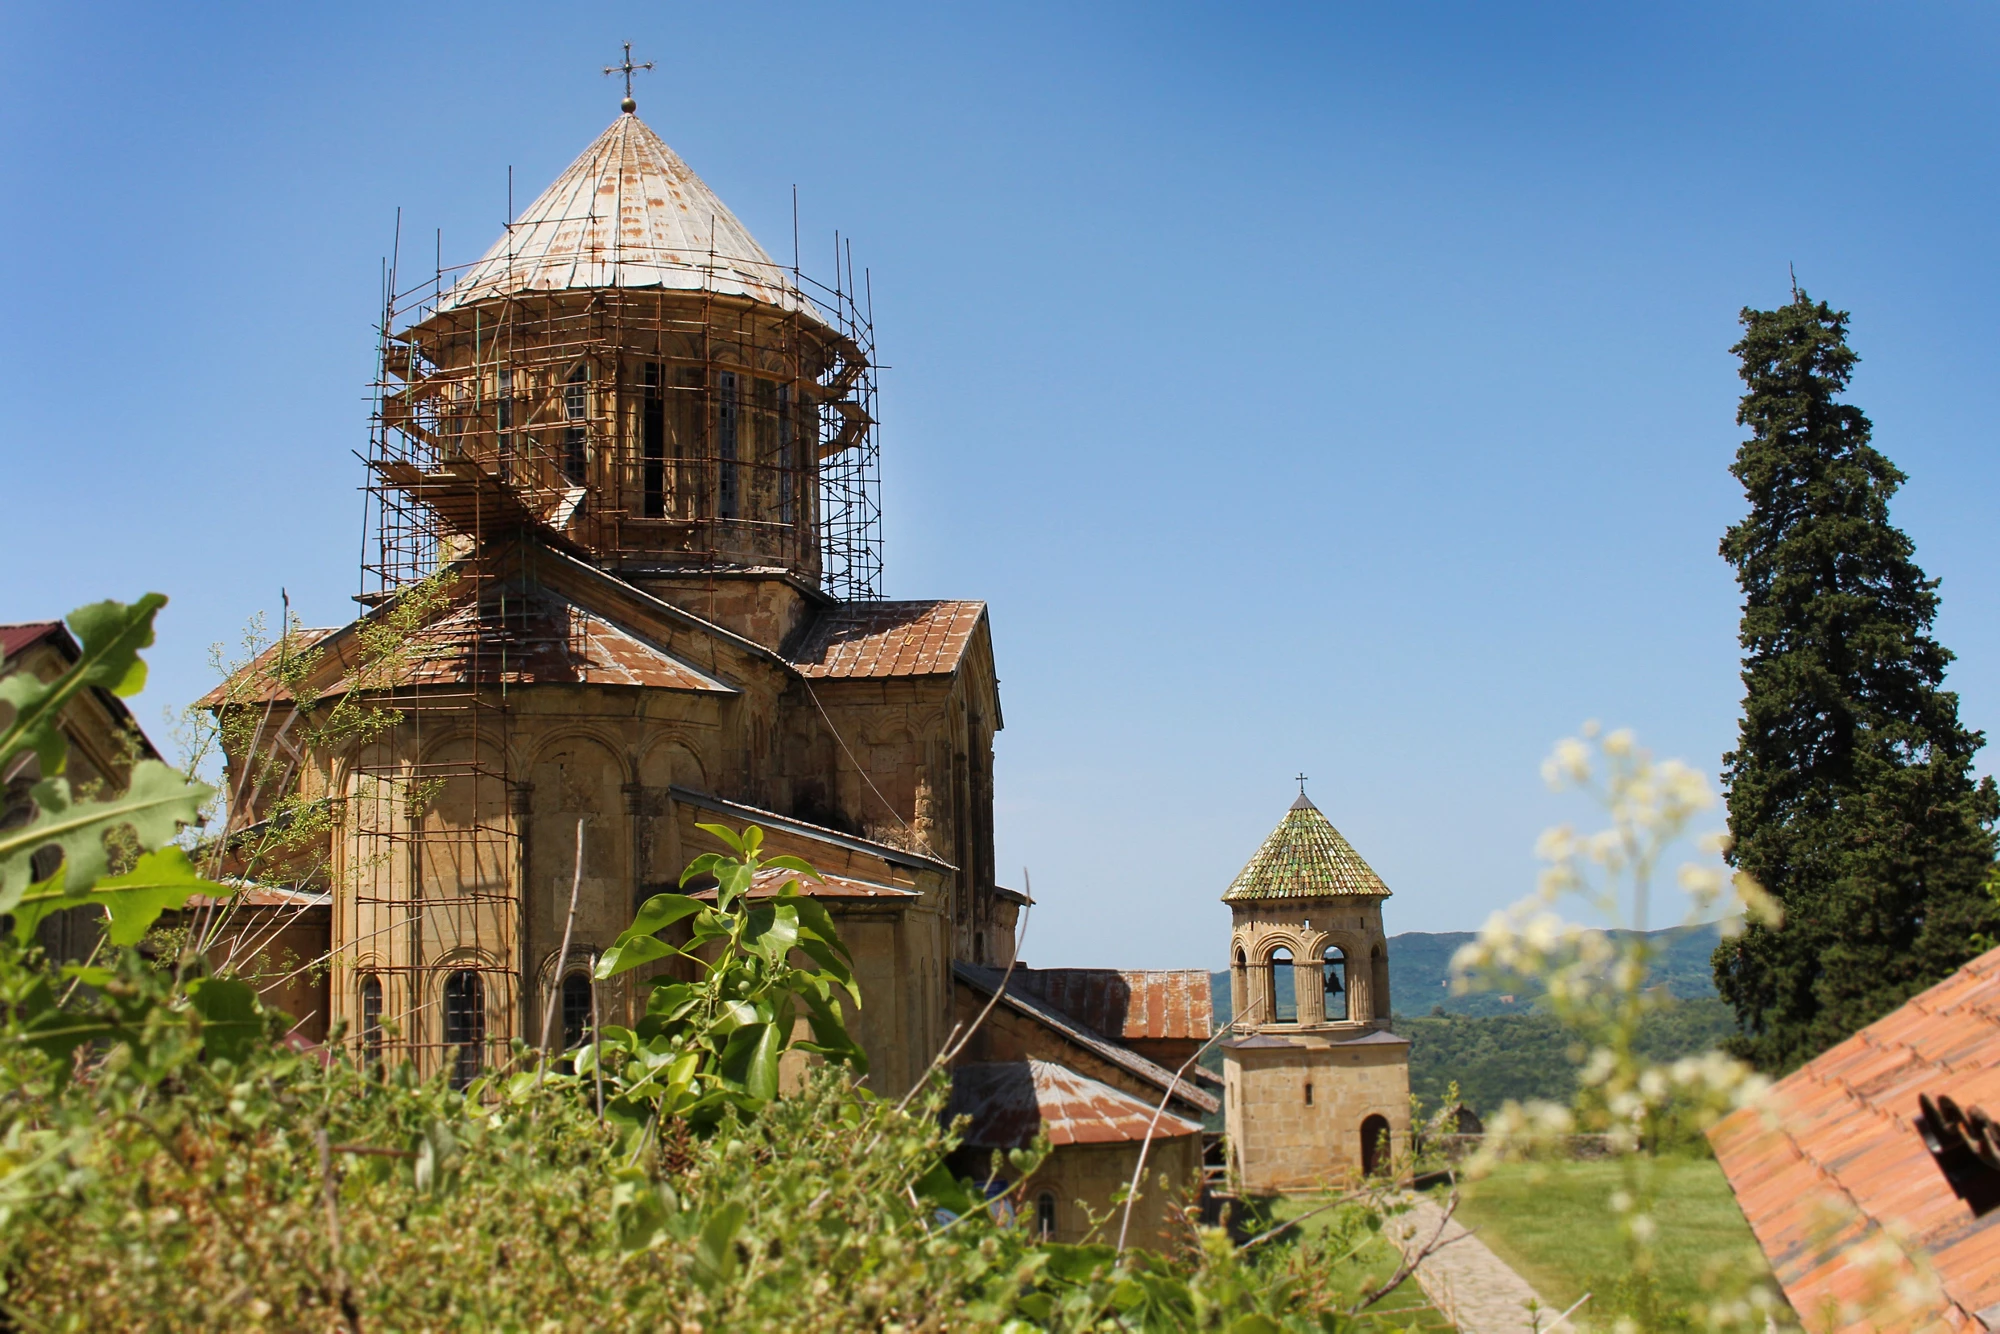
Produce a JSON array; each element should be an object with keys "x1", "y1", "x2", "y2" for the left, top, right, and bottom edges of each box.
[{"x1": 1360, "y1": 1114, "x2": 1391, "y2": 1177}]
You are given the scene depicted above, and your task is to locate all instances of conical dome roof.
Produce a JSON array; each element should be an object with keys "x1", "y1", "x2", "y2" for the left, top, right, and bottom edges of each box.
[
  {"x1": 438, "y1": 113, "x2": 814, "y2": 317},
  {"x1": 1221, "y1": 793, "x2": 1391, "y2": 902}
]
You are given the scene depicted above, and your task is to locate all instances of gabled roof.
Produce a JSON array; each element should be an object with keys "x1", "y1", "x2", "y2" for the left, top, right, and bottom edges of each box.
[
  {"x1": 1008, "y1": 968, "x2": 1213, "y2": 1044},
  {"x1": 787, "y1": 600, "x2": 987, "y2": 680},
  {"x1": 686, "y1": 865, "x2": 919, "y2": 903},
  {"x1": 953, "y1": 962, "x2": 1219, "y2": 1117},
  {"x1": 437, "y1": 113, "x2": 812, "y2": 317},
  {"x1": 0, "y1": 622, "x2": 62, "y2": 659},
  {"x1": 1222, "y1": 793, "x2": 1391, "y2": 903},
  {"x1": 671, "y1": 785, "x2": 954, "y2": 876},
  {"x1": 197, "y1": 580, "x2": 732, "y2": 708},
  {"x1": 1709, "y1": 946, "x2": 2000, "y2": 1328},
  {"x1": 947, "y1": 1060, "x2": 1203, "y2": 1149}
]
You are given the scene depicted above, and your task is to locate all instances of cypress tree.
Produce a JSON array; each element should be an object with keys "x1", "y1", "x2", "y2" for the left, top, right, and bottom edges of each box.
[{"x1": 1712, "y1": 288, "x2": 1999, "y2": 1074}]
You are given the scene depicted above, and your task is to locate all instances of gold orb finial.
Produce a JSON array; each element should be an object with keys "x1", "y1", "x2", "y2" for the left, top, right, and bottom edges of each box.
[{"x1": 605, "y1": 42, "x2": 653, "y2": 115}]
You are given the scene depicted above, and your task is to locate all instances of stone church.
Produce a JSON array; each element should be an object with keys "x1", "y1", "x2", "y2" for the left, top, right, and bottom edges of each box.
[{"x1": 203, "y1": 90, "x2": 1225, "y2": 1244}]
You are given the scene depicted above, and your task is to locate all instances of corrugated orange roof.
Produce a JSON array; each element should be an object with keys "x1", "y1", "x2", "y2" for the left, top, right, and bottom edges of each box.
[
  {"x1": 947, "y1": 1060, "x2": 1204, "y2": 1149},
  {"x1": 1709, "y1": 945, "x2": 2000, "y2": 1330},
  {"x1": 1009, "y1": 968, "x2": 1214, "y2": 1043},
  {"x1": 787, "y1": 601, "x2": 984, "y2": 679}
]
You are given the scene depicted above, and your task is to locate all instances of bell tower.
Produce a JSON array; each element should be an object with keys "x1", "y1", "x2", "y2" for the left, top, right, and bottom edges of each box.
[{"x1": 1221, "y1": 787, "x2": 1412, "y2": 1192}]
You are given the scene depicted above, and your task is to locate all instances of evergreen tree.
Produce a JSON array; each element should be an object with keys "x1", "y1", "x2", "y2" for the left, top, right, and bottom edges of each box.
[{"x1": 1712, "y1": 288, "x2": 1998, "y2": 1074}]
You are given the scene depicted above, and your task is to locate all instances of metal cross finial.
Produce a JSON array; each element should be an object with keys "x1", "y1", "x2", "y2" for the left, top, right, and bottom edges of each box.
[
  {"x1": 1295, "y1": 773, "x2": 1309, "y2": 794},
  {"x1": 604, "y1": 42, "x2": 654, "y2": 113}
]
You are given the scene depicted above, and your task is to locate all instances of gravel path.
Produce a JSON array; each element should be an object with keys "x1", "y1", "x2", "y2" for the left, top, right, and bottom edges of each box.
[{"x1": 1387, "y1": 1194, "x2": 1577, "y2": 1333}]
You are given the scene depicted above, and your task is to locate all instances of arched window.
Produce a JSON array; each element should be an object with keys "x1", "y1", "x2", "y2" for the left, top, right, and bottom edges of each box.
[
  {"x1": 1321, "y1": 946, "x2": 1347, "y2": 1022},
  {"x1": 560, "y1": 972, "x2": 594, "y2": 1050},
  {"x1": 717, "y1": 371, "x2": 740, "y2": 518},
  {"x1": 1035, "y1": 1191, "x2": 1057, "y2": 1239},
  {"x1": 1231, "y1": 947, "x2": 1248, "y2": 1020},
  {"x1": 563, "y1": 364, "x2": 589, "y2": 483},
  {"x1": 443, "y1": 970, "x2": 484, "y2": 1091},
  {"x1": 1360, "y1": 1114, "x2": 1392, "y2": 1177},
  {"x1": 1371, "y1": 945, "x2": 1390, "y2": 1020},
  {"x1": 360, "y1": 975, "x2": 384, "y2": 1068},
  {"x1": 1269, "y1": 946, "x2": 1297, "y2": 1024}
]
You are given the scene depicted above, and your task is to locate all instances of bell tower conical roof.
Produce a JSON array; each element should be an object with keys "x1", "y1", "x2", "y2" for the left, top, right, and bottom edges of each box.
[
  {"x1": 1221, "y1": 793, "x2": 1391, "y2": 902},
  {"x1": 439, "y1": 112, "x2": 813, "y2": 317}
]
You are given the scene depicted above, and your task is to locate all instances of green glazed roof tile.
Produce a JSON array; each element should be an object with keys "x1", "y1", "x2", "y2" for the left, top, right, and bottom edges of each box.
[{"x1": 1221, "y1": 793, "x2": 1391, "y2": 902}]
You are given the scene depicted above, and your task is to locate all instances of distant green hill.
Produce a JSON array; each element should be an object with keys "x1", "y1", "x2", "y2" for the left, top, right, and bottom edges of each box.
[{"x1": 1203, "y1": 924, "x2": 1739, "y2": 1112}]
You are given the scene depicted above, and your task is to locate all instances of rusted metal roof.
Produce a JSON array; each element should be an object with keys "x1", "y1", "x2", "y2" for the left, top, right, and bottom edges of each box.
[
  {"x1": 437, "y1": 113, "x2": 814, "y2": 318},
  {"x1": 1222, "y1": 793, "x2": 1391, "y2": 902},
  {"x1": 184, "y1": 882, "x2": 333, "y2": 910},
  {"x1": 200, "y1": 589, "x2": 731, "y2": 706},
  {"x1": 1709, "y1": 945, "x2": 2000, "y2": 1329},
  {"x1": 947, "y1": 1060, "x2": 1204, "y2": 1149},
  {"x1": 787, "y1": 601, "x2": 985, "y2": 679},
  {"x1": 954, "y1": 963, "x2": 1220, "y2": 1117},
  {"x1": 1009, "y1": 968, "x2": 1213, "y2": 1044},
  {"x1": 670, "y1": 785, "x2": 955, "y2": 875},
  {"x1": 686, "y1": 865, "x2": 919, "y2": 903},
  {"x1": 0, "y1": 622, "x2": 62, "y2": 659}
]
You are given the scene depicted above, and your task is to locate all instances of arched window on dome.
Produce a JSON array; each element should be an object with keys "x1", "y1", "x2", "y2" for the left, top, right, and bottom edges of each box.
[
  {"x1": 717, "y1": 371, "x2": 740, "y2": 518},
  {"x1": 1321, "y1": 946, "x2": 1347, "y2": 1022},
  {"x1": 563, "y1": 363, "x2": 589, "y2": 483},
  {"x1": 1268, "y1": 946, "x2": 1297, "y2": 1024}
]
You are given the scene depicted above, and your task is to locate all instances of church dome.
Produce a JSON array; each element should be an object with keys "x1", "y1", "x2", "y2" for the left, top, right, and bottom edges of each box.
[
  {"x1": 1221, "y1": 792, "x2": 1391, "y2": 902},
  {"x1": 438, "y1": 112, "x2": 815, "y2": 318}
]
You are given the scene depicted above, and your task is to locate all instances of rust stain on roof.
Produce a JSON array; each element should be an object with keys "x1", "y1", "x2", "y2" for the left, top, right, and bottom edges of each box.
[
  {"x1": 200, "y1": 592, "x2": 729, "y2": 707},
  {"x1": 1009, "y1": 968, "x2": 1213, "y2": 1044},
  {"x1": 788, "y1": 601, "x2": 984, "y2": 680},
  {"x1": 947, "y1": 1060, "x2": 1204, "y2": 1149},
  {"x1": 1709, "y1": 945, "x2": 2000, "y2": 1330}
]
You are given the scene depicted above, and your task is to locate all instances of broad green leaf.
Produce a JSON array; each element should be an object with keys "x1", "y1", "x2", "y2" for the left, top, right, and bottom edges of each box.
[
  {"x1": 911, "y1": 1161, "x2": 980, "y2": 1216},
  {"x1": 9, "y1": 846, "x2": 219, "y2": 947},
  {"x1": 678, "y1": 851, "x2": 730, "y2": 885},
  {"x1": 693, "y1": 822, "x2": 747, "y2": 856},
  {"x1": 692, "y1": 1201, "x2": 746, "y2": 1291},
  {"x1": 1043, "y1": 1243, "x2": 1118, "y2": 1285},
  {"x1": 716, "y1": 1021, "x2": 780, "y2": 1101},
  {"x1": 712, "y1": 861, "x2": 754, "y2": 911},
  {"x1": 596, "y1": 892, "x2": 704, "y2": 978},
  {"x1": 0, "y1": 761, "x2": 212, "y2": 912},
  {"x1": 0, "y1": 595, "x2": 164, "y2": 777},
  {"x1": 784, "y1": 891, "x2": 854, "y2": 964},
  {"x1": 743, "y1": 902, "x2": 799, "y2": 959},
  {"x1": 185, "y1": 976, "x2": 263, "y2": 1063}
]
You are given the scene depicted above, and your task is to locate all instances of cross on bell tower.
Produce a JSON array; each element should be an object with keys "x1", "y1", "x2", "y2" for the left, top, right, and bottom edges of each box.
[{"x1": 604, "y1": 42, "x2": 654, "y2": 114}]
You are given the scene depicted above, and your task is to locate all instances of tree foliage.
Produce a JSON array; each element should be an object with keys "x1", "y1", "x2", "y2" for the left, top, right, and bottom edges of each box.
[{"x1": 1710, "y1": 290, "x2": 1999, "y2": 1073}]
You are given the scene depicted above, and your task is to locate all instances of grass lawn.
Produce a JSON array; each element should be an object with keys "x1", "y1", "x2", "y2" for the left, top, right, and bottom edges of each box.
[
  {"x1": 1449, "y1": 1156, "x2": 1776, "y2": 1322},
  {"x1": 1258, "y1": 1195, "x2": 1453, "y2": 1329}
]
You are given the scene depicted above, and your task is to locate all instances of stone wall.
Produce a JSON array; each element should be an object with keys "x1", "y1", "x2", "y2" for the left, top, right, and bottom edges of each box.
[
  {"x1": 1223, "y1": 1036, "x2": 1411, "y2": 1193},
  {"x1": 1012, "y1": 1134, "x2": 1203, "y2": 1251}
]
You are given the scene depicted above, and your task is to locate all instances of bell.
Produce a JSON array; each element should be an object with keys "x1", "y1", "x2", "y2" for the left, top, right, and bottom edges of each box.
[{"x1": 1325, "y1": 968, "x2": 1344, "y2": 995}]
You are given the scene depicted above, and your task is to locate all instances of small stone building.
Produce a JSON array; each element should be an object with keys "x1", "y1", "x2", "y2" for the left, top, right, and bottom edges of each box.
[
  {"x1": 1221, "y1": 791, "x2": 1411, "y2": 1192},
  {"x1": 947, "y1": 1060, "x2": 1204, "y2": 1251}
]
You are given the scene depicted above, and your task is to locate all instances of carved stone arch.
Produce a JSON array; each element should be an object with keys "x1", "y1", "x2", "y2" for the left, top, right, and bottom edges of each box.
[
  {"x1": 529, "y1": 725, "x2": 638, "y2": 783},
  {"x1": 1255, "y1": 930, "x2": 1308, "y2": 964},
  {"x1": 636, "y1": 733, "x2": 708, "y2": 791}
]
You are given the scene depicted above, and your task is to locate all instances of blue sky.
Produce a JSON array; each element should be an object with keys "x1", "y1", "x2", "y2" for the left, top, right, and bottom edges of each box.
[{"x1": 5, "y1": 4, "x2": 1998, "y2": 967}]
